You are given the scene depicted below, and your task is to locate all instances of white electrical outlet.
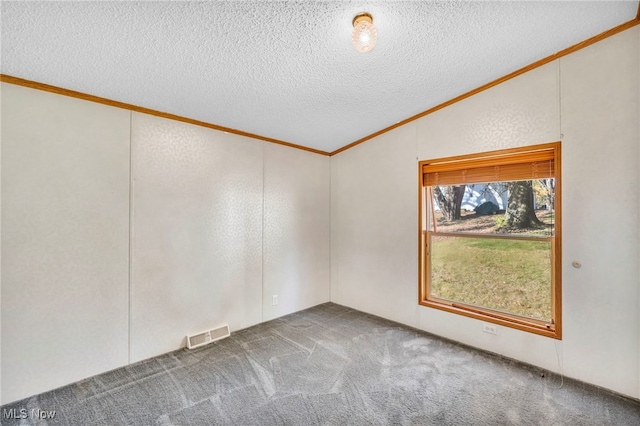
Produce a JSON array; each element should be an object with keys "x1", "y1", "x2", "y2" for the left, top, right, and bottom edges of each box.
[
  {"x1": 272, "y1": 295, "x2": 278, "y2": 306},
  {"x1": 482, "y1": 323, "x2": 497, "y2": 335}
]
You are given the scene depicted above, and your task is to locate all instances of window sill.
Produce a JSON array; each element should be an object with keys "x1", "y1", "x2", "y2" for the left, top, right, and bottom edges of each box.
[{"x1": 419, "y1": 298, "x2": 561, "y2": 339}]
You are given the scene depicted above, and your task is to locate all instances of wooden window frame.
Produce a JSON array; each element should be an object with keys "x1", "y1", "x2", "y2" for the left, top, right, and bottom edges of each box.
[{"x1": 418, "y1": 142, "x2": 562, "y2": 339}]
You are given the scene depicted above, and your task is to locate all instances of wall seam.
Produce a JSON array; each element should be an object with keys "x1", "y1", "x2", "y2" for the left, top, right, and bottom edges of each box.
[
  {"x1": 556, "y1": 56, "x2": 565, "y2": 380},
  {"x1": 637, "y1": 24, "x2": 640, "y2": 399},
  {"x1": 332, "y1": 155, "x2": 337, "y2": 304},
  {"x1": 329, "y1": 157, "x2": 338, "y2": 302},
  {"x1": 414, "y1": 122, "x2": 420, "y2": 328},
  {"x1": 128, "y1": 110, "x2": 133, "y2": 364},
  {"x1": 558, "y1": 59, "x2": 563, "y2": 140},
  {"x1": 329, "y1": 156, "x2": 332, "y2": 303},
  {"x1": 261, "y1": 143, "x2": 265, "y2": 322}
]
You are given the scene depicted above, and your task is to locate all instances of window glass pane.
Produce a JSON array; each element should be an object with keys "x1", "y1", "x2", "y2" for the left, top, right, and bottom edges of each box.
[
  {"x1": 430, "y1": 235, "x2": 552, "y2": 321},
  {"x1": 431, "y1": 179, "x2": 555, "y2": 237}
]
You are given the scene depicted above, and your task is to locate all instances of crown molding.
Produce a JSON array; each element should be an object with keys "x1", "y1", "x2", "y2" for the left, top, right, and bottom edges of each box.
[
  {"x1": 0, "y1": 74, "x2": 331, "y2": 157},
  {"x1": 330, "y1": 15, "x2": 640, "y2": 156}
]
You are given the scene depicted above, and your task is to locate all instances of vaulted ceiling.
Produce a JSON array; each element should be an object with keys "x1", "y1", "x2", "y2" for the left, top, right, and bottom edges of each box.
[{"x1": 1, "y1": 1, "x2": 638, "y2": 153}]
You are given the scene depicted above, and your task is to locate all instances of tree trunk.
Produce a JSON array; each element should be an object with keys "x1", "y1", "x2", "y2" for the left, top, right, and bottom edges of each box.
[
  {"x1": 505, "y1": 181, "x2": 542, "y2": 228},
  {"x1": 548, "y1": 179, "x2": 555, "y2": 210},
  {"x1": 433, "y1": 185, "x2": 466, "y2": 221}
]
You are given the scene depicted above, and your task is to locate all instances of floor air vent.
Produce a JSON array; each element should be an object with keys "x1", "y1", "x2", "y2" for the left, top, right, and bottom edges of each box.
[{"x1": 187, "y1": 324, "x2": 230, "y2": 349}]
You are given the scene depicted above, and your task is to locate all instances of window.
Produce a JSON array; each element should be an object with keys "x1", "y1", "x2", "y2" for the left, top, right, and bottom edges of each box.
[{"x1": 418, "y1": 143, "x2": 561, "y2": 339}]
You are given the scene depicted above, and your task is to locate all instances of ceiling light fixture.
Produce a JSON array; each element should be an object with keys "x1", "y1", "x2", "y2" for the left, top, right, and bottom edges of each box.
[{"x1": 352, "y1": 12, "x2": 377, "y2": 53}]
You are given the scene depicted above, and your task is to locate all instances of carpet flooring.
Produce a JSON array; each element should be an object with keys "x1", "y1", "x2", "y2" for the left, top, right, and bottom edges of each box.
[{"x1": 2, "y1": 302, "x2": 639, "y2": 425}]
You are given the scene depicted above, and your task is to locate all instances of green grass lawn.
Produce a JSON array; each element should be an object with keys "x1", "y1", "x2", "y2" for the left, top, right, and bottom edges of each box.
[{"x1": 430, "y1": 236, "x2": 552, "y2": 321}]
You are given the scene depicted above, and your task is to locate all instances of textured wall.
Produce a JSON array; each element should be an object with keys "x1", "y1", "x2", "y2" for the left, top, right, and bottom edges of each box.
[
  {"x1": 130, "y1": 113, "x2": 264, "y2": 362},
  {"x1": 559, "y1": 27, "x2": 640, "y2": 397},
  {"x1": 1, "y1": 84, "x2": 131, "y2": 404},
  {"x1": 331, "y1": 123, "x2": 418, "y2": 327},
  {"x1": 263, "y1": 143, "x2": 331, "y2": 321},
  {"x1": 415, "y1": 61, "x2": 560, "y2": 160},
  {"x1": 1, "y1": 91, "x2": 332, "y2": 405},
  {"x1": 331, "y1": 27, "x2": 640, "y2": 398}
]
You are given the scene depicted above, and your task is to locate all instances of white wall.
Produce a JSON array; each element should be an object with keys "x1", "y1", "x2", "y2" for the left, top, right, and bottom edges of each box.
[
  {"x1": 130, "y1": 113, "x2": 265, "y2": 362},
  {"x1": 1, "y1": 87, "x2": 331, "y2": 404},
  {"x1": 331, "y1": 26, "x2": 640, "y2": 398},
  {"x1": 263, "y1": 143, "x2": 331, "y2": 321},
  {"x1": 1, "y1": 84, "x2": 131, "y2": 404},
  {"x1": 559, "y1": 27, "x2": 639, "y2": 397},
  {"x1": 331, "y1": 123, "x2": 419, "y2": 327}
]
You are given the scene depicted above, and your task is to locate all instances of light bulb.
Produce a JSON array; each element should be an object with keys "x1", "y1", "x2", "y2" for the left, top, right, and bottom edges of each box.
[{"x1": 352, "y1": 13, "x2": 377, "y2": 53}]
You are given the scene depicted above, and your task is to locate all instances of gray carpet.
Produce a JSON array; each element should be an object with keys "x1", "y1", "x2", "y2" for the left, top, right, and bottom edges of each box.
[{"x1": 2, "y1": 302, "x2": 639, "y2": 425}]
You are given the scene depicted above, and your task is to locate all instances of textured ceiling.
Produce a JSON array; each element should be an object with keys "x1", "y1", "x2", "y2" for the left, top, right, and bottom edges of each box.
[{"x1": 1, "y1": 1, "x2": 638, "y2": 153}]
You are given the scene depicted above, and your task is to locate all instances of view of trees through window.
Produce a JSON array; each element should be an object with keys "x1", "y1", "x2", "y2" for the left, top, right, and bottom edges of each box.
[{"x1": 428, "y1": 179, "x2": 555, "y2": 321}]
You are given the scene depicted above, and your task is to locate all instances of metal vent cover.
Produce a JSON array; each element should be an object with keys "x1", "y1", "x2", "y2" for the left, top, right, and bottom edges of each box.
[{"x1": 187, "y1": 324, "x2": 230, "y2": 349}]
